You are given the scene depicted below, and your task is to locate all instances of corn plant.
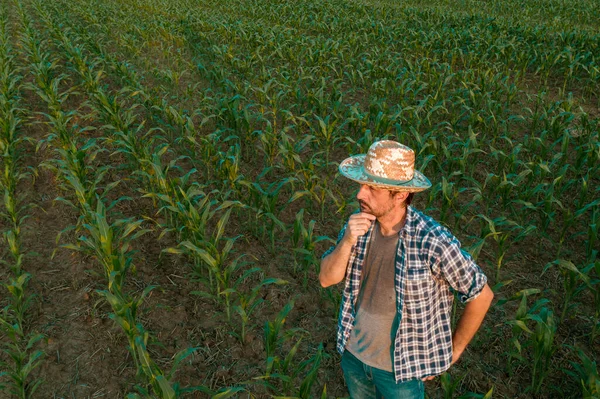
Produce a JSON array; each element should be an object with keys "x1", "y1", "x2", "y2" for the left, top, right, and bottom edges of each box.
[
  {"x1": 0, "y1": 313, "x2": 44, "y2": 399},
  {"x1": 257, "y1": 300, "x2": 326, "y2": 398},
  {"x1": 503, "y1": 288, "x2": 557, "y2": 394},
  {"x1": 582, "y1": 202, "x2": 599, "y2": 264},
  {"x1": 0, "y1": 5, "x2": 45, "y2": 396},
  {"x1": 503, "y1": 288, "x2": 543, "y2": 376},
  {"x1": 476, "y1": 215, "x2": 536, "y2": 282},
  {"x1": 439, "y1": 371, "x2": 463, "y2": 399},
  {"x1": 564, "y1": 346, "x2": 600, "y2": 399},
  {"x1": 224, "y1": 272, "x2": 287, "y2": 343},
  {"x1": 6, "y1": 0, "x2": 600, "y2": 396},
  {"x1": 528, "y1": 305, "x2": 557, "y2": 394},
  {"x1": 439, "y1": 372, "x2": 494, "y2": 399},
  {"x1": 542, "y1": 259, "x2": 590, "y2": 323},
  {"x1": 215, "y1": 142, "x2": 245, "y2": 192},
  {"x1": 165, "y1": 204, "x2": 247, "y2": 319},
  {"x1": 62, "y1": 199, "x2": 184, "y2": 397},
  {"x1": 288, "y1": 155, "x2": 336, "y2": 220},
  {"x1": 583, "y1": 260, "x2": 600, "y2": 343},
  {"x1": 291, "y1": 208, "x2": 334, "y2": 288},
  {"x1": 239, "y1": 175, "x2": 293, "y2": 252},
  {"x1": 426, "y1": 176, "x2": 469, "y2": 227},
  {"x1": 276, "y1": 129, "x2": 313, "y2": 175}
]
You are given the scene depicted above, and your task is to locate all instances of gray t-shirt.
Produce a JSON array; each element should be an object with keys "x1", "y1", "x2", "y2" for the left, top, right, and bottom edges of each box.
[{"x1": 346, "y1": 221, "x2": 399, "y2": 372}]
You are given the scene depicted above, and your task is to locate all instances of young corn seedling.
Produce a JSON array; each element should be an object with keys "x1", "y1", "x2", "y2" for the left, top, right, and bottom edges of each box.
[
  {"x1": 289, "y1": 156, "x2": 336, "y2": 220},
  {"x1": 502, "y1": 288, "x2": 543, "y2": 376},
  {"x1": 263, "y1": 300, "x2": 298, "y2": 369},
  {"x1": 564, "y1": 346, "x2": 600, "y2": 398},
  {"x1": 185, "y1": 239, "x2": 250, "y2": 322},
  {"x1": 258, "y1": 300, "x2": 325, "y2": 397},
  {"x1": 426, "y1": 176, "x2": 468, "y2": 228},
  {"x1": 291, "y1": 209, "x2": 334, "y2": 288},
  {"x1": 542, "y1": 259, "x2": 590, "y2": 323},
  {"x1": 581, "y1": 202, "x2": 599, "y2": 263},
  {"x1": 0, "y1": 310, "x2": 44, "y2": 399},
  {"x1": 216, "y1": 142, "x2": 245, "y2": 193},
  {"x1": 311, "y1": 114, "x2": 341, "y2": 163},
  {"x1": 166, "y1": 204, "x2": 246, "y2": 320},
  {"x1": 64, "y1": 199, "x2": 181, "y2": 398},
  {"x1": 528, "y1": 304, "x2": 557, "y2": 394},
  {"x1": 224, "y1": 271, "x2": 287, "y2": 343},
  {"x1": 239, "y1": 175, "x2": 292, "y2": 252},
  {"x1": 276, "y1": 127, "x2": 313, "y2": 175},
  {"x1": 0, "y1": 8, "x2": 45, "y2": 395},
  {"x1": 439, "y1": 371, "x2": 463, "y2": 399},
  {"x1": 476, "y1": 215, "x2": 536, "y2": 283},
  {"x1": 583, "y1": 260, "x2": 600, "y2": 343},
  {"x1": 439, "y1": 371, "x2": 494, "y2": 398}
]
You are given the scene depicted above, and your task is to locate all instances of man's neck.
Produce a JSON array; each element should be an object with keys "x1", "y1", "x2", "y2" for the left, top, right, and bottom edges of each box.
[{"x1": 377, "y1": 206, "x2": 408, "y2": 237}]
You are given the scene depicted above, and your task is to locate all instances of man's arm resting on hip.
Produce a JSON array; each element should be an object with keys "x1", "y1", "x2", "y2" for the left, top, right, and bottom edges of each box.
[
  {"x1": 422, "y1": 283, "x2": 494, "y2": 381},
  {"x1": 451, "y1": 283, "x2": 494, "y2": 364}
]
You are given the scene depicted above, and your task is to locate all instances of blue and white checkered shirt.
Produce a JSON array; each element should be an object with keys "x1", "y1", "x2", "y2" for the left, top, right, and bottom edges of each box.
[{"x1": 322, "y1": 206, "x2": 488, "y2": 382}]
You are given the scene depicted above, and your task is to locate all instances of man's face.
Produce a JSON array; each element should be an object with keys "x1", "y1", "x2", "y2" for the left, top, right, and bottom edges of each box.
[{"x1": 356, "y1": 184, "x2": 397, "y2": 218}]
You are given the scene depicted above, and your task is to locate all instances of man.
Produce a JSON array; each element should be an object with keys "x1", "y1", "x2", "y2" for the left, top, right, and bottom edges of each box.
[{"x1": 320, "y1": 140, "x2": 494, "y2": 399}]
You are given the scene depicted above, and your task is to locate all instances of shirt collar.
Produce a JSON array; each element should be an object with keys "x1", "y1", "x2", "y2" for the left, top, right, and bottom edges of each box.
[{"x1": 401, "y1": 205, "x2": 417, "y2": 237}]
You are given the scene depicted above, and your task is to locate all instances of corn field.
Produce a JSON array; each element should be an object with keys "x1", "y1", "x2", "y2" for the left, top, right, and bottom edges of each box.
[{"x1": 0, "y1": 0, "x2": 598, "y2": 397}]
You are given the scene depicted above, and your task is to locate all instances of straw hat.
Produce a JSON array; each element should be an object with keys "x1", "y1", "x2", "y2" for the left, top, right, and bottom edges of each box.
[{"x1": 339, "y1": 140, "x2": 431, "y2": 192}]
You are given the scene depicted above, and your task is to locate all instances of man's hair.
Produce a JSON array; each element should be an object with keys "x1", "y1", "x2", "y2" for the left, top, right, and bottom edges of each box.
[{"x1": 389, "y1": 190, "x2": 415, "y2": 206}]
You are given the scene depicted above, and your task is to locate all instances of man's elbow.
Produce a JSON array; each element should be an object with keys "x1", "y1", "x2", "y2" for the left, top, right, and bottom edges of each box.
[
  {"x1": 319, "y1": 268, "x2": 342, "y2": 288},
  {"x1": 479, "y1": 283, "x2": 494, "y2": 306},
  {"x1": 319, "y1": 272, "x2": 334, "y2": 288}
]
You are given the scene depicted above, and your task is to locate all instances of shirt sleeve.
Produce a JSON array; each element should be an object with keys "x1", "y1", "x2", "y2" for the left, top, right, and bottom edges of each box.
[
  {"x1": 431, "y1": 230, "x2": 488, "y2": 303},
  {"x1": 321, "y1": 223, "x2": 347, "y2": 260}
]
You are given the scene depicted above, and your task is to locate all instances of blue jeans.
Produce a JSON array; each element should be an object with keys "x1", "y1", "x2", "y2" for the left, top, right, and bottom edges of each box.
[{"x1": 341, "y1": 350, "x2": 424, "y2": 399}]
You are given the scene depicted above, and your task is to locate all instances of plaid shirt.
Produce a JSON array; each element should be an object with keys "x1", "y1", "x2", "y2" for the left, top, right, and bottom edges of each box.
[{"x1": 322, "y1": 206, "x2": 488, "y2": 382}]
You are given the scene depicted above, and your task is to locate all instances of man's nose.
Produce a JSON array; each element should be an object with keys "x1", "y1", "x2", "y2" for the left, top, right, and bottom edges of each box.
[{"x1": 356, "y1": 185, "x2": 368, "y2": 200}]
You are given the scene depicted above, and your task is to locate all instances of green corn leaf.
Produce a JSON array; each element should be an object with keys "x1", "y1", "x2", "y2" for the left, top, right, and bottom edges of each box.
[
  {"x1": 21, "y1": 350, "x2": 44, "y2": 377},
  {"x1": 163, "y1": 247, "x2": 185, "y2": 255},
  {"x1": 180, "y1": 241, "x2": 217, "y2": 268},
  {"x1": 507, "y1": 319, "x2": 533, "y2": 334},
  {"x1": 482, "y1": 387, "x2": 494, "y2": 399},
  {"x1": 168, "y1": 347, "x2": 199, "y2": 380},
  {"x1": 575, "y1": 199, "x2": 600, "y2": 218},
  {"x1": 190, "y1": 290, "x2": 216, "y2": 300},
  {"x1": 26, "y1": 333, "x2": 45, "y2": 350},
  {"x1": 121, "y1": 219, "x2": 144, "y2": 238},
  {"x1": 542, "y1": 259, "x2": 590, "y2": 285},
  {"x1": 156, "y1": 375, "x2": 176, "y2": 399},
  {"x1": 288, "y1": 190, "x2": 310, "y2": 204},
  {"x1": 320, "y1": 384, "x2": 327, "y2": 399},
  {"x1": 211, "y1": 387, "x2": 246, "y2": 399},
  {"x1": 135, "y1": 337, "x2": 154, "y2": 375}
]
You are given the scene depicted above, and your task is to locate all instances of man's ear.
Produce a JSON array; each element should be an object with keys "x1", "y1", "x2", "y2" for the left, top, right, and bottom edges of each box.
[{"x1": 394, "y1": 191, "x2": 409, "y2": 203}]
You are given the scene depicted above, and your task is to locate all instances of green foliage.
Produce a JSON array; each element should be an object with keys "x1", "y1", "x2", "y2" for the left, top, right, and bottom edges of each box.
[{"x1": 4, "y1": 0, "x2": 600, "y2": 396}]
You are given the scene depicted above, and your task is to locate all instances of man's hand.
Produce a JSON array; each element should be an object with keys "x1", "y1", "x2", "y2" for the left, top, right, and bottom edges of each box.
[
  {"x1": 342, "y1": 212, "x2": 376, "y2": 245},
  {"x1": 319, "y1": 212, "x2": 375, "y2": 287},
  {"x1": 422, "y1": 352, "x2": 459, "y2": 381}
]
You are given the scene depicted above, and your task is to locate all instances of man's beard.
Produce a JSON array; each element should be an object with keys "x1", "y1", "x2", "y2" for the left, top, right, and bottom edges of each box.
[
  {"x1": 359, "y1": 200, "x2": 371, "y2": 213},
  {"x1": 359, "y1": 200, "x2": 395, "y2": 218}
]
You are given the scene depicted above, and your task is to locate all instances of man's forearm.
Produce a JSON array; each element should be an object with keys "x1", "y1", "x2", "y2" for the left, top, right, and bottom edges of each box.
[
  {"x1": 319, "y1": 239, "x2": 354, "y2": 287},
  {"x1": 451, "y1": 284, "x2": 494, "y2": 363}
]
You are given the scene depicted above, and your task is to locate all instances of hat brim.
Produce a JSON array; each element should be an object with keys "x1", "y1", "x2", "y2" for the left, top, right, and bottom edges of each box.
[{"x1": 339, "y1": 155, "x2": 432, "y2": 192}]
